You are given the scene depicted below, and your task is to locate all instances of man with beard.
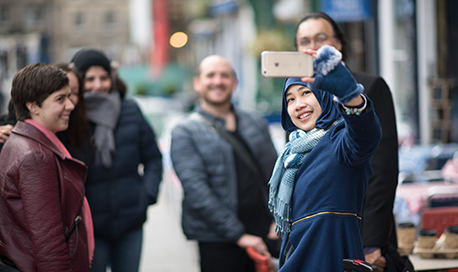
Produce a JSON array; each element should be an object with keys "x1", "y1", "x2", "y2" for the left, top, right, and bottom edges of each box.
[{"x1": 170, "y1": 55, "x2": 279, "y2": 272}]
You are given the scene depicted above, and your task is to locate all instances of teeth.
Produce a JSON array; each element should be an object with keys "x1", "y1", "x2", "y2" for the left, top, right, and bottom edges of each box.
[{"x1": 299, "y1": 113, "x2": 311, "y2": 119}]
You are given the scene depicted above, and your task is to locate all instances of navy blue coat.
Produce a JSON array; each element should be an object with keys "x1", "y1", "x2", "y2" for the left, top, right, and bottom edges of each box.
[
  {"x1": 85, "y1": 99, "x2": 163, "y2": 239},
  {"x1": 279, "y1": 101, "x2": 381, "y2": 271}
]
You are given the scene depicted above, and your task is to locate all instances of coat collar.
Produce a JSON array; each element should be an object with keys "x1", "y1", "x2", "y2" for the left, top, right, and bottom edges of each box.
[
  {"x1": 195, "y1": 103, "x2": 238, "y2": 126},
  {"x1": 12, "y1": 121, "x2": 67, "y2": 160}
]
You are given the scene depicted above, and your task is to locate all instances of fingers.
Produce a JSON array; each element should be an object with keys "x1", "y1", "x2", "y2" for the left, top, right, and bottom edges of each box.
[
  {"x1": 299, "y1": 49, "x2": 316, "y2": 84},
  {"x1": 3, "y1": 124, "x2": 14, "y2": 130},
  {"x1": 300, "y1": 76, "x2": 315, "y2": 84},
  {"x1": 236, "y1": 234, "x2": 264, "y2": 249},
  {"x1": 370, "y1": 256, "x2": 386, "y2": 272},
  {"x1": 255, "y1": 244, "x2": 269, "y2": 255},
  {"x1": 0, "y1": 124, "x2": 13, "y2": 134},
  {"x1": 302, "y1": 49, "x2": 317, "y2": 58},
  {"x1": 0, "y1": 134, "x2": 7, "y2": 143},
  {"x1": 373, "y1": 256, "x2": 386, "y2": 267},
  {"x1": 237, "y1": 234, "x2": 271, "y2": 257},
  {"x1": 267, "y1": 223, "x2": 279, "y2": 240},
  {"x1": 0, "y1": 125, "x2": 14, "y2": 143}
]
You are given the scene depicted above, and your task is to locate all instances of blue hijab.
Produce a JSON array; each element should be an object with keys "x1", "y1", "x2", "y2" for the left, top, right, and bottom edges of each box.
[{"x1": 281, "y1": 77, "x2": 341, "y2": 132}]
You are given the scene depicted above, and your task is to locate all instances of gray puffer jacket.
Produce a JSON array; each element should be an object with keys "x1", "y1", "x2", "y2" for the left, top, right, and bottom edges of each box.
[{"x1": 170, "y1": 106, "x2": 278, "y2": 242}]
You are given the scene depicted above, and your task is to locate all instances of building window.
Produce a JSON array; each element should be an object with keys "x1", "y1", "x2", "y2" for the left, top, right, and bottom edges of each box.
[
  {"x1": 105, "y1": 11, "x2": 116, "y2": 30},
  {"x1": 25, "y1": 6, "x2": 44, "y2": 28},
  {"x1": 0, "y1": 6, "x2": 10, "y2": 25},
  {"x1": 0, "y1": 51, "x2": 8, "y2": 81},
  {"x1": 16, "y1": 46, "x2": 28, "y2": 71},
  {"x1": 74, "y1": 12, "x2": 84, "y2": 30}
]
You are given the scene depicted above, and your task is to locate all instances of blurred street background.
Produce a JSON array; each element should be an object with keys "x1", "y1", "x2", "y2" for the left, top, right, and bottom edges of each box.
[
  {"x1": 138, "y1": 167, "x2": 200, "y2": 272},
  {"x1": 2, "y1": 0, "x2": 458, "y2": 270},
  {"x1": 1, "y1": 0, "x2": 458, "y2": 148}
]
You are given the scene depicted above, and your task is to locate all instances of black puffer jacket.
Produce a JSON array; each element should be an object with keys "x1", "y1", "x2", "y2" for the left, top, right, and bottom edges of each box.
[{"x1": 84, "y1": 99, "x2": 163, "y2": 239}]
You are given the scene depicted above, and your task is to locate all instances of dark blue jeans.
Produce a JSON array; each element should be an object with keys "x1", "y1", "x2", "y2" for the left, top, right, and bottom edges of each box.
[{"x1": 90, "y1": 226, "x2": 143, "y2": 272}]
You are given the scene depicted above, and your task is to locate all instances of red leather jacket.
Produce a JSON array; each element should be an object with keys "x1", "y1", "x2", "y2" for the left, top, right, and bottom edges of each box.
[{"x1": 0, "y1": 121, "x2": 89, "y2": 271}]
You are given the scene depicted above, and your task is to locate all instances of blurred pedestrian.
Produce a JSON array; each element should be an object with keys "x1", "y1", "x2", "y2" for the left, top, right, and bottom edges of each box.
[
  {"x1": 294, "y1": 12, "x2": 399, "y2": 271},
  {"x1": 170, "y1": 55, "x2": 279, "y2": 272},
  {"x1": 269, "y1": 45, "x2": 381, "y2": 271},
  {"x1": 0, "y1": 63, "x2": 91, "y2": 271},
  {"x1": 70, "y1": 48, "x2": 163, "y2": 272}
]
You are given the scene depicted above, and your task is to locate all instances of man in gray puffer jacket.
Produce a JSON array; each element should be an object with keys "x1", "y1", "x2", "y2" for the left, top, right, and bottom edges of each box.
[{"x1": 170, "y1": 55, "x2": 278, "y2": 272}]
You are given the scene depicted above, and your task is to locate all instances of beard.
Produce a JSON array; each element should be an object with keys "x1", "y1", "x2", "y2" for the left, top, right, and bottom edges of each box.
[{"x1": 201, "y1": 91, "x2": 232, "y2": 107}]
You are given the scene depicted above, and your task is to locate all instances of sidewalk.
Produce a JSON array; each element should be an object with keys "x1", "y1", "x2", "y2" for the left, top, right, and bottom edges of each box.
[
  {"x1": 139, "y1": 170, "x2": 200, "y2": 272},
  {"x1": 136, "y1": 121, "x2": 284, "y2": 272}
]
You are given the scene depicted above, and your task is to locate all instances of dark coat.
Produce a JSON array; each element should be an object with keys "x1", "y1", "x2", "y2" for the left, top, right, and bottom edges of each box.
[
  {"x1": 0, "y1": 121, "x2": 89, "y2": 272},
  {"x1": 353, "y1": 72, "x2": 399, "y2": 249},
  {"x1": 84, "y1": 99, "x2": 163, "y2": 239}
]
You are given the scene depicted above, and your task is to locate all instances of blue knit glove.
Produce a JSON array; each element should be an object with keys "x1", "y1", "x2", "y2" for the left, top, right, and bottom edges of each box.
[{"x1": 311, "y1": 45, "x2": 364, "y2": 104}]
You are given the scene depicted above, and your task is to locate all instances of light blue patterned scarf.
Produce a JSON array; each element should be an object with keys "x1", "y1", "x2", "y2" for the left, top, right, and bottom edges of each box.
[{"x1": 268, "y1": 118, "x2": 342, "y2": 237}]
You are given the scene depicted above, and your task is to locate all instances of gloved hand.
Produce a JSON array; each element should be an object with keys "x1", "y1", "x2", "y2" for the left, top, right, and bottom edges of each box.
[{"x1": 311, "y1": 45, "x2": 364, "y2": 104}]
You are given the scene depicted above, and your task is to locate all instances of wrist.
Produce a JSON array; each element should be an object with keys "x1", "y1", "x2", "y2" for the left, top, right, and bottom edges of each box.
[{"x1": 339, "y1": 94, "x2": 367, "y2": 115}]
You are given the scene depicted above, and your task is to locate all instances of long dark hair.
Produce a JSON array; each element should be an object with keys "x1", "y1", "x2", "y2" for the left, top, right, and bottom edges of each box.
[
  {"x1": 52, "y1": 62, "x2": 89, "y2": 149},
  {"x1": 294, "y1": 12, "x2": 348, "y2": 62}
]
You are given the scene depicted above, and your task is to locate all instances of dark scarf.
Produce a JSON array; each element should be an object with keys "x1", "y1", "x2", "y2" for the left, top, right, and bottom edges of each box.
[{"x1": 84, "y1": 91, "x2": 121, "y2": 168}]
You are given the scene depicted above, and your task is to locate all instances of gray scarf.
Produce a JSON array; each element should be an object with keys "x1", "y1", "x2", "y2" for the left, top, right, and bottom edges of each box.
[
  {"x1": 268, "y1": 117, "x2": 342, "y2": 237},
  {"x1": 84, "y1": 91, "x2": 121, "y2": 168}
]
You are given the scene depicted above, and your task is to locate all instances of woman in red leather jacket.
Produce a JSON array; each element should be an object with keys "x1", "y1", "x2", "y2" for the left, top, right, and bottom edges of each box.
[{"x1": 0, "y1": 63, "x2": 92, "y2": 271}]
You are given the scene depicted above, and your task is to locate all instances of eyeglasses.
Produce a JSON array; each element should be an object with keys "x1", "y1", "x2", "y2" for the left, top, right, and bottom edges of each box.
[{"x1": 298, "y1": 34, "x2": 334, "y2": 48}]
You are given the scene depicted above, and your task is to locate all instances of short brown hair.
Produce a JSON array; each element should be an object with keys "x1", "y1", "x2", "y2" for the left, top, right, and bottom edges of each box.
[{"x1": 11, "y1": 63, "x2": 69, "y2": 121}]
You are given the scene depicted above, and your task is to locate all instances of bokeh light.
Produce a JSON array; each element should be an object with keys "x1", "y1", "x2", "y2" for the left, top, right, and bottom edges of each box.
[{"x1": 169, "y1": 32, "x2": 188, "y2": 48}]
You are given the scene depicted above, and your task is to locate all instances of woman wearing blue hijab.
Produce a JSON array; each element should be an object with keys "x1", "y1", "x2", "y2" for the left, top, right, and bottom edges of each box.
[{"x1": 268, "y1": 46, "x2": 382, "y2": 271}]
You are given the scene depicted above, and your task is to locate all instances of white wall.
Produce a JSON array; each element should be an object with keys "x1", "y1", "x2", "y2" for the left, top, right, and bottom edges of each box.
[{"x1": 416, "y1": 0, "x2": 437, "y2": 144}]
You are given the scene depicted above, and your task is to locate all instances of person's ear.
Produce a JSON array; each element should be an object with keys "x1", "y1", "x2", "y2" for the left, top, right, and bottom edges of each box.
[
  {"x1": 110, "y1": 61, "x2": 119, "y2": 84},
  {"x1": 193, "y1": 76, "x2": 201, "y2": 93},
  {"x1": 334, "y1": 39, "x2": 342, "y2": 52},
  {"x1": 26, "y1": 102, "x2": 39, "y2": 115}
]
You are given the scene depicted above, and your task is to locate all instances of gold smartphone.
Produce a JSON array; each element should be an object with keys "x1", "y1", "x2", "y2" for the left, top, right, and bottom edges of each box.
[{"x1": 261, "y1": 51, "x2": 314, "y2": 78}]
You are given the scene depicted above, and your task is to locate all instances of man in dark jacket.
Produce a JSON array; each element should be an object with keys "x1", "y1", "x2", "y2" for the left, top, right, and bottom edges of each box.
[
  {"x1": 170, "y1": 55, "x2": 279, "y2": 272},
  {"x1": 294, "y1": 12, "x2": 400, "y2": 272}
]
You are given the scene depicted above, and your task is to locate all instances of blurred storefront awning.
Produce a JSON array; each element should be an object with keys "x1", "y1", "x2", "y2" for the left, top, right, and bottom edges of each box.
[
  {"x1": 208, "y1": 1, "x2": 239, "y2": 16},
  {"x1": 321, "y1": 0, "x2": 372, "y2": 22}
]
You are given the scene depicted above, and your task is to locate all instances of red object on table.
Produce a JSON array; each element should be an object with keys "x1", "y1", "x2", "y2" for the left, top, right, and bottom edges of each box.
[{"x1": 422, "y1": 207, "x2": 458, "y2": 237}]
